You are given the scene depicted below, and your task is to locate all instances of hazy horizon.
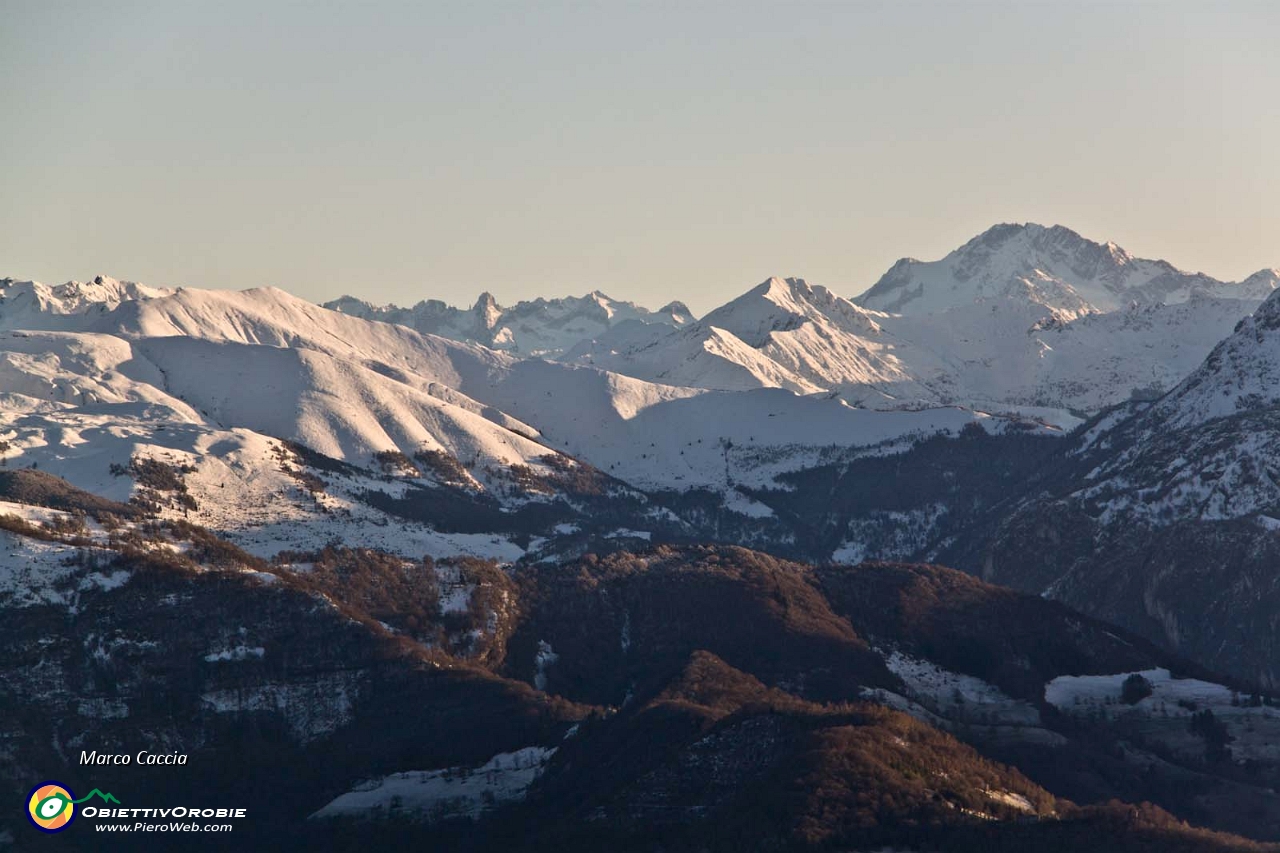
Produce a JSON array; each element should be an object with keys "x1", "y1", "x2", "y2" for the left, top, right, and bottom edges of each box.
[{"x1": 4, "y1": 1, "x2": 1277, "y2": 314}]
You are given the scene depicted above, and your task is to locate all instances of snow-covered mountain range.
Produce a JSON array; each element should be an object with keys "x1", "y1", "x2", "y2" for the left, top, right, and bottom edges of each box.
[{"x1": 2, "y1": 223, "x2": 1274, "y2": 537}]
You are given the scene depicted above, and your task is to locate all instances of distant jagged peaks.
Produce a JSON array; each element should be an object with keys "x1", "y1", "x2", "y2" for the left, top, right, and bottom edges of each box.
[
  {"x1": 658, "y1": 300, "x2": 694, "y2": 323},
  {"x1": 855, "y1": 222, "x2": 1267, "y2": 317},
  {"x1": 324, "y1": 288, "x2": 689, "y2": 356}
]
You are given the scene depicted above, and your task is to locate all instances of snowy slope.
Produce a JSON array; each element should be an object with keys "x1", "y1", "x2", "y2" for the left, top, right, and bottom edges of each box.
[
  {"x1": 1042, "y1": 288, "x2": 1280, "y2": 530},
  {"x1": 1153, "y1": 288, "x2": 1280, "y2": 431},
  {"x1": 698, "y1": 277, "x2": 936, "y2": 398},
  {"x1": 882, "y1": 294, "x2": 1261, "y2": 411},
  {"x1": 0, "y1": 329, "x2": 192, "y2": 412},
  {"x1": 1030, "y1": 289, "x2": 1280, "y2": 529},
  {"x1": 560, "y1": 320, "x2": 824, "y2": 394},
  {"x1": 436, "y1": 349, "x2": 1048, "y2": 491},
  {"x1": 0, "y1": 293, "x2": 555, "y2": 476},
  {"x1": 0, "y1": 397, "x2": 531, "y2": 562},
  {"x1": 137, "y1": 336, "x2": 550, "y2": 465},
  {"x1": 701, "y1": 277, "x2": 886, "y2": 347}
]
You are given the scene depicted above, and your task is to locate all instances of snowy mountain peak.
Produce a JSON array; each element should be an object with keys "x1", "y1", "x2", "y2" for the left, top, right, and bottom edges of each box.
[
  {"x1": 961, "y1": 222, "x2": 1102, "y2": 257},
  {"x1": 949, "y1": 222, "x2": 1094, "y2": 265},
  {"x1": 658, "y1": 300, "x2": 695, "y2": 325},
  {"x1": 740, "y1": 276, "x2": 814, "y2": 313},
  {"x1": 702, "y1": 276, "x2": 883, "y2": 348},
  {"x1": 758, "y1": 275, "x2": 808, "y2": 295},
  {"x1": 855, "y1": 223, "x2": 1250, "y2": 317},
  {"x1": 1104, "y1": 240, "x2": 1133, "y2": 266},
  {"x1": 579, "y1": 289, "x2": 634, "y2": 320},
  {"x1": 963, "y1": 221, "x2": 1056, "y2": 251}
]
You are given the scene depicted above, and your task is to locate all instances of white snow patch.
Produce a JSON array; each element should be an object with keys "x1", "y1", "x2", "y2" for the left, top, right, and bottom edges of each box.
[
  {"x1": 309, "y1": 746, "x2": 556, "y2": 821},
  {"x1": 1044, "y1": 668, "x2": 1275, "y2": 720},
  {"x1": 78, "y1": 570, "x2": 131, "y2": 592},
  {"x1": 533, "y1": 640, "x2": 559, "y2": 692},
  {"x1": 604, "y1": 528, "x2": 651, "y2": 541},
  {"x1": 882, "y1": 650, "x2": 1041, "y2": 726},
  {"x1": 203, "y1": 645, "x2": 266, "y2": 663},
  {"x1": 984, "y1": 789, "x2": 1035, "y2": 813}
]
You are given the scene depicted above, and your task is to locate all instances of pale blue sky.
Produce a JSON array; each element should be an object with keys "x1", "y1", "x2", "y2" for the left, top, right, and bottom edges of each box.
[{"x1": 3, "y1": 1, "x2": 1277, "y2": 314}]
